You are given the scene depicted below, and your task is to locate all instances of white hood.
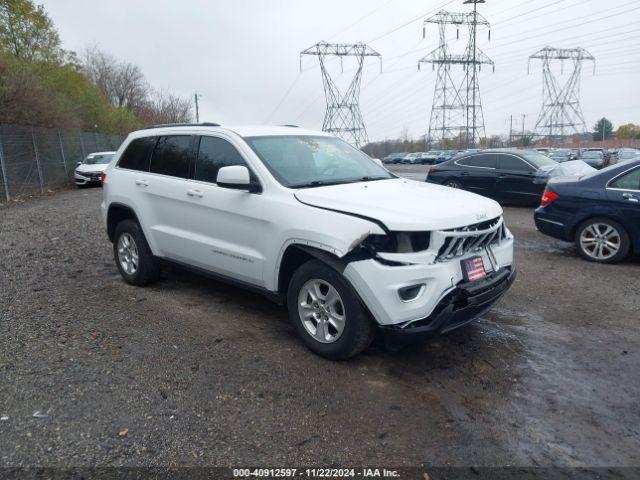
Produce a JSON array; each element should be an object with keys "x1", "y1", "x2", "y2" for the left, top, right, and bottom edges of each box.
[
  {"x1": 76, "y1": 163, "x2": 109, "y2": 174},
  {"x1": 295, "y1": 178, "x2": 503, "y2": 231}
]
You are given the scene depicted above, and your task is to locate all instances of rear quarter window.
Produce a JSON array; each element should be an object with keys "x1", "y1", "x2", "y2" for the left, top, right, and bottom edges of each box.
[
  {"x1": 610, "y1": 167, "x2": 640, "y2": 191},
  {"x1": 117, "y1": 137, "x2": 156, "y2": 172}
]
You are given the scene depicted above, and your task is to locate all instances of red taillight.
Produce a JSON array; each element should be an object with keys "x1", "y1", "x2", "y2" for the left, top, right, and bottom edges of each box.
[
  {"x1": 426, "y1": 166, "x2": 436, "y2": 178},
  {"x1": 101, "y1": 172, "x2": 107, "y2": 183},
  {"x1": 540, "y1": 189, "x2": 558, "y2": 207}
]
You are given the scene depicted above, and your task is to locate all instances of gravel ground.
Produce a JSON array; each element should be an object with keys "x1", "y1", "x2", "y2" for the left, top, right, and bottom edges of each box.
[{"x1": 1, "y1": 174, "x2": 639, "y2": 468}]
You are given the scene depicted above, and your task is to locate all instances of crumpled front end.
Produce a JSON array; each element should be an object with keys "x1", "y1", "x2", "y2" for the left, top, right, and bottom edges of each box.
[{"x1": 343, "y1": 216, "x2": 515, "y2": 327}]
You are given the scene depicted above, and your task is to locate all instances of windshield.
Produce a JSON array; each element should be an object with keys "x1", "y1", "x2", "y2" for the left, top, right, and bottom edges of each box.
[
  {"x1": 522, "y1": 153, "x2": 558, "y2": 168},
  {"x1": 84, "y1": 154, "x2": 113, "y2": 165},
  {"x1": 245, "y1": 135, "x2": 394, "y2": 188},
  {"x1": 581, "y1": 151, "x2": 602, "y2": 158}
]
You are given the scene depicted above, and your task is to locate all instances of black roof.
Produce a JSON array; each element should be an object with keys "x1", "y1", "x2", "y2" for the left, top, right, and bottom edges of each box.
[{"x1": 143, "y1": 122, "x2": 221, "y2": 130}]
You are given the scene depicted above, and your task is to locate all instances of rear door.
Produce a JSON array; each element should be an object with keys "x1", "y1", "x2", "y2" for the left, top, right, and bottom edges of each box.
[
  {"x1": 455, "y1": 153, "x2": 498, "y2": 197},
  {"x1": 606, "y1": 165, "x2": 640, "y2": 241},
  {"x1": 144, "y1": 135, "x2": 197, "y2": 259},
  {"x1": 495, "y1": 153, "x2": 542, "y2": 204}
]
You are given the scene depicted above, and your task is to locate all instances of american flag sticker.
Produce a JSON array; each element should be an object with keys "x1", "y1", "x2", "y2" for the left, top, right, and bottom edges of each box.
[{"x1": 462, "y1": 256, "x2": 487, "y2": 282}]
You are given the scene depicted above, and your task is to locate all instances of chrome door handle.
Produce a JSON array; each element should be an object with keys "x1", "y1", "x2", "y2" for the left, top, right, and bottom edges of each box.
[
  {"x1": 622, "y1": 193, "x2": 639, "y2": 203},
  {"x1": 187, "y1": 189, "x2": 203, "y2": 198},
  {"x1": 135, "y1": 179, "x2": 149, "y2": 187}
]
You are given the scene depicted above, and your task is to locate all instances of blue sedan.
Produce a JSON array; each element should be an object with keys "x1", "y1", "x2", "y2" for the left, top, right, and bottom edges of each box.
[{"x1": 534, "y1": 159, "x2": 640, "y2": 263}]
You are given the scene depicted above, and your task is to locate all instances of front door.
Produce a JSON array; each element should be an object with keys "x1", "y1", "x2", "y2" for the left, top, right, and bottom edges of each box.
[{"x1": 182, "y1": 134, "x2": 266, "y2": 287}]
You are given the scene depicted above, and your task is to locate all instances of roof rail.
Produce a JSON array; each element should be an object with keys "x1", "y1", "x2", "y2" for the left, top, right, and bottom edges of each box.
[
  {"x1": 281, "y1": 124, "x2": 299, "y2": 128},
  {"x1": 143, "y1": 122, "x2": 221, "y2": 129}
]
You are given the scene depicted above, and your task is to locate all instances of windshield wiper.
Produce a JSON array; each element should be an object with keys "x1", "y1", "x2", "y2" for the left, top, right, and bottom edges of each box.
[
  {"x1": 291, "y1": 176, "x2": 391, "y2": 189},
  {"x1": 291, "y1": 179, "x2": 351, "y2": 189},
  {"x1": 356, "y1": 176, "x2": 389, "y2": 182}
]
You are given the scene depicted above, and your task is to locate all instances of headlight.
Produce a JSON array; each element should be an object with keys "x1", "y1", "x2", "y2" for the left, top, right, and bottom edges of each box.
[{"x1": 359, "y1": 232, "x2": 430, "y2": 254}]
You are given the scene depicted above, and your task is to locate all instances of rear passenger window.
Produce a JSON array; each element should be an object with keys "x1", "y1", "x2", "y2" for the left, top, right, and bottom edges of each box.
[
  {"x1": 610, "y1": 168, "x2": 640, "y2": 191},
  {"x1": 497, "y1": 155, "x2": 531, "y2": 172},
  {"x1": 196, "y1": 136, "x2": 247, "y2": 183},
  {"x1": 117, "y1": 137, "x2": 156, "y2": 171},
  {"x1": 149, "y1": 136, "x2": 194, "y2": 179},
  {"x1": 458, "y1": 154, "x2": 496, "y2": 169}
]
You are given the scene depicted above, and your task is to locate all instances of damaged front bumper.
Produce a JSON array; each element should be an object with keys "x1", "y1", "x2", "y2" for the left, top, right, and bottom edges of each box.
[
  {"x1": 378, "y1": 267, "x2": 516, "y2": 345},
  {"x1": 342, "y1": 235, "x2": 514, "y2": 328}
]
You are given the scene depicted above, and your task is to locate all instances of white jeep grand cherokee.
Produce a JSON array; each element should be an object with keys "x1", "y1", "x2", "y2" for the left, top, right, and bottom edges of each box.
[{"x1": 101, "y1": 124, "x2": 515, "y2": 359}]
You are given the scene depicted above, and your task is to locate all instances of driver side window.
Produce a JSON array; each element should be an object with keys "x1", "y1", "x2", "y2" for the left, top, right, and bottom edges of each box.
[{"x1": 195, "y1": 136, "x2": 248, "y2": 184}]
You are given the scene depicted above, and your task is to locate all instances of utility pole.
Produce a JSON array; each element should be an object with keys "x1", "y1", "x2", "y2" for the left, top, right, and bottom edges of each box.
[
  {"x1": 301, "y1": 42, "x2": 381, "y2": 147},
  {"x1": 509, "y1": 114, "x2": 513, "y2": 147},
  {"x1": 521, "y1": 114, "x2": 526, "y2": 147},
  {"x1": 194, "y1": 94, "x2": 201, "y2": 123}
]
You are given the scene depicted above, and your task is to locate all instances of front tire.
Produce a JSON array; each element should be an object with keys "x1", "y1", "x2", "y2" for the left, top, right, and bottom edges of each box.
[
  {"x1": 287, "y1": 260, "x2": 374, "y2": 360},
  {"x1": 575, "y1": 217, "x2": 630, "y2": 264},
  {"x1": 113, "y1": 219, "x2": 160, "y2": 285}
]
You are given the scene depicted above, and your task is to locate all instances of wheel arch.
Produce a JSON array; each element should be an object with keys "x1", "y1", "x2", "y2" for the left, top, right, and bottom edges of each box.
[
  {"x1": 276, "y1": 243, "x2": 347, "y2": 294},
  {"x1": 107, "y1": 203, "x2": 141, "y2": 243},
  {"x1": 571, "y1": 213, "x2": 634, "y2": 255}
]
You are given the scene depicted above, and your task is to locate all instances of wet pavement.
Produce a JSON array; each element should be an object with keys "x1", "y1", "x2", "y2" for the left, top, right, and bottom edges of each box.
[{"x1": 0, "y1": 184, "x2": 639, "y2": 468}]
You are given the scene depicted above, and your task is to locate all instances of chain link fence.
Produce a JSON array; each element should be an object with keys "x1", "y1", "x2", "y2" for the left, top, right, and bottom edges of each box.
[{"x1": 0, "y1": 124, "x2": 125, "y2": 201}]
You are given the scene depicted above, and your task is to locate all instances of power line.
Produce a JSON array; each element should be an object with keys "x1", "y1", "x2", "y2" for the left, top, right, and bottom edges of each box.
[
  {"x1": 366, "y1": 0, "x2": 459, "y2": 44},
  {"x1": 264, "y1": 73, "x2": 301, "y2": 123},
  {"x1": 327, "y1": 0, "x2": 394, "y2": 40}
]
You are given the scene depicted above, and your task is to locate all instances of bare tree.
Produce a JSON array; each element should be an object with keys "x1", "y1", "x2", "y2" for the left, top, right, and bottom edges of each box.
[
  {"x1": 82, "y1": 46, "x2": 148, "y2": 109},
  {"x1": 143, "y1": 91, "x2": 193, "y2": 124}
]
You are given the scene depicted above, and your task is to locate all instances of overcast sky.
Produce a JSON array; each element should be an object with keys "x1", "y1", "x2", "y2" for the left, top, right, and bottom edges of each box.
[{"x1": 42, "y1": 0, "x2": 640, "y2": 142}]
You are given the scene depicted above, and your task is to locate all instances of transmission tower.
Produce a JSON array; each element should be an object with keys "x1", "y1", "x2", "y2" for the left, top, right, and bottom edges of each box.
[
  {"x1": 528, "y1": 47, "x2": 595, "y2": 142},
  {"x1": 419, "y1": 4, "x2": 493, "y2": 149},
  {"x1": 300, "y1": 42, "x2": 381, "y2": 147}
]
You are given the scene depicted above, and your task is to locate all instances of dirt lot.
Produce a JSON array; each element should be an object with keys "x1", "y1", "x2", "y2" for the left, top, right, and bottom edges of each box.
[{"x1": 1, "y1": 171, "x2": 639, "y2": 468}]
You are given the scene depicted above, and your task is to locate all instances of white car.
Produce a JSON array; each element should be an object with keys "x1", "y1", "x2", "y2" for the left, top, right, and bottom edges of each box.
[
  {"x1": 74, "y1": 152, "x2": 115, "y2": 187},
  {"x1": 101, "y1": 124, "x2": 515, "y2": 359},
  {"x1": 401, "y1": 152, "x2": 422, "y2": 164}
]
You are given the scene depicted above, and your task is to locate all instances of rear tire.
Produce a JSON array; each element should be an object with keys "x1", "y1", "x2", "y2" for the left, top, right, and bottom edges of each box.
[
  {"x1": 574, "y1": 217, "x2": 630, "y2": 264},
  {"x1": 113, "y1": 219, "x2": 160, "y2": 285},
  {"x1": 287, "y1": 260, "x2": 374, "y2": 360},
  {"x1": 444, "y1": 178, "x2": 462, "y2": 189}
]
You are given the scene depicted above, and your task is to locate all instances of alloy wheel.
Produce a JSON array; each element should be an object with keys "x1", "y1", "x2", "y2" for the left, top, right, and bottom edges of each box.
[
  {"x1": 117, "y1": 233, "x2": 139, "y2": 275},
  {"x1": 297, "y1": 279, "x2": 346, "y2": 344},
  {"x1": 579, "y1": 223, "x2": 620, "y2": 261}
]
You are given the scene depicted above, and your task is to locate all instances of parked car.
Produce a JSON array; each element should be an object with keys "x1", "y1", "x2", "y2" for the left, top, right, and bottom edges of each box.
[
  {"x1": 383, "y1": 153, "x2": 405, "y2": 164},
  {"x1": 547, "y1": 149, "x2": 572, "y2": 162},
  {"x1": 401, "y1": 152, "x2": 423, "y2": 164},
  {"x1": 579, "y1": 150, "x2": 605, "y2": 169},
  {"x1": 535, "y1": 159, "x2": 640, "y2": 264},
  {"x1": 617, "y1": 149, "x2": 640, "y2": 163},
  {"x1": 426, "y1": 149, "x2": 558, "y2": 205},
  {"x1": 435, "y1": 150, "x2": 458, "y2": 164},
  {"x1": 585, "y1": 148, "x2": 610, "y2": 166},
  {"x1": 102, "y1": 124, "x2": 516, "y2": 359},
  {"x1": 74, "y1": 151, "x2": 115, "y2": 187},
  {"x1": 413, "y1": 150, "x2": 441, "y2": 164}
]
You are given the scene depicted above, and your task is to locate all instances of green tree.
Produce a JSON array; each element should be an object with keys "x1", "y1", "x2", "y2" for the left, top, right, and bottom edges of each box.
[
  {"x1": 593, "y1": 117, "x2": 613, "y2": 142},
  {"x1": 0, "y1": 0, "x2": 65, "y2": 62},
  {"x1": 616, "y1": 123, "x2": 640, "y2": 140}
]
